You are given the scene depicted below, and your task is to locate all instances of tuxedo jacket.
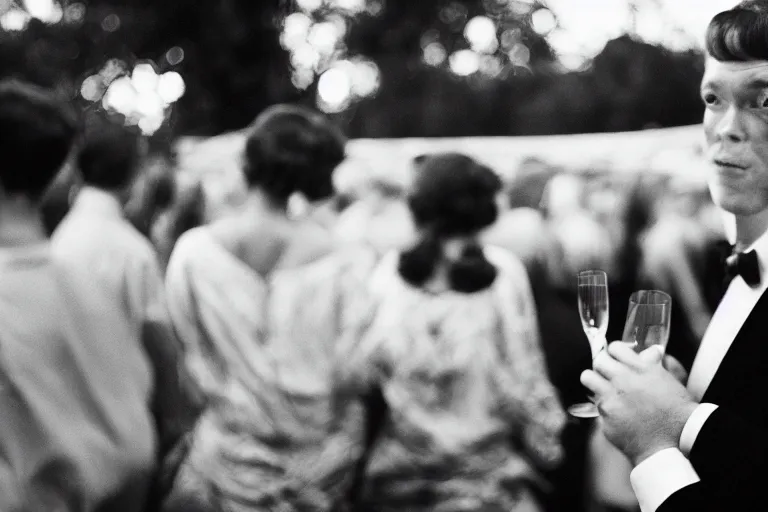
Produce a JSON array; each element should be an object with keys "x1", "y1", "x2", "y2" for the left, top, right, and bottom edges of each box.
[{"x1": 659, "y1": 287, "x2": 768, "y2": 511}]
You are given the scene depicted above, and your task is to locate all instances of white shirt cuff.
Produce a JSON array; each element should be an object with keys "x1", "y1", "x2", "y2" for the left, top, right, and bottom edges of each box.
[
  {"x1": 630, "y1": 448, "x2": 700, "y2": 512},
  {"x1": 679, "y1": 403, "x2": 719, "y2": 456}
]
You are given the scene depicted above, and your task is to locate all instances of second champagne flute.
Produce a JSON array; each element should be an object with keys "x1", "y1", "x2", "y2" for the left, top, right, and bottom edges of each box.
[
  {"x1": 622, "y1": 290, "x2": 672, "y2": 355},
  {"x1": 568, "y1": 269, "x2": 609, "y2": 418}
]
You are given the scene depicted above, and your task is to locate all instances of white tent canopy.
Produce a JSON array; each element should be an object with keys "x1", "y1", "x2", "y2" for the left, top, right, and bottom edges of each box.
[{"x1": 175, "y1": 124, "x2": 709, "y2": 213}]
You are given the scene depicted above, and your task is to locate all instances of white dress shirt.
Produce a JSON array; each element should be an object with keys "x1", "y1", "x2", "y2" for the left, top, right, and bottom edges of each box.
[
  {"x1": 51, "y1": 186, "x2": 167, "y2": 334},
  {"x1": 0, "y1": 243, "x2": 156, "y2": 510},
  {"x1": 630, "y1": 226, "x2": 768, "y2": 512}
]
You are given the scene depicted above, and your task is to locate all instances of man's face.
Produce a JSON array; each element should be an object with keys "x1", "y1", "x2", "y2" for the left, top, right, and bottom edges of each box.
[{"x1": 702, "y1": 57, "x2": 768, "y2": 216}]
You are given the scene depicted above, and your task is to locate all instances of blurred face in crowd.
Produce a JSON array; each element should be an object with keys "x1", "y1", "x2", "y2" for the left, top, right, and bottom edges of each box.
[{"x1": 702, "y1": 57, "x2": 768, "y2": 216}]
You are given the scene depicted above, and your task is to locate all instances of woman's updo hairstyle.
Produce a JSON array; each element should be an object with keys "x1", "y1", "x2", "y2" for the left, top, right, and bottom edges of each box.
[
  {"x1": 242, "y1": 104, "x2": 346, "y2": 203},
  {"x1": 399, "y1": 152, "x2": 503, "y2": 293}
]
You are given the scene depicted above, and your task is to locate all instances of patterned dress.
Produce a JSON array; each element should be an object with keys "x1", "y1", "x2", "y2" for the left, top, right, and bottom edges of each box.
[
  {"x1": 164, "y1": 228, "x2": 377, "y2": 511},
  {"x1": 340, "y1": 247, "x2": 566, "y2": 512}
]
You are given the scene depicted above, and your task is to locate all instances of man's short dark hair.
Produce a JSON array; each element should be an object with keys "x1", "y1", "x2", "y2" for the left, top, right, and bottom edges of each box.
[
  {"x1": 0, "y1": 79, "x2": 79, "y2": 200},
  {"x1": 706, "y1": 0, "x2": 768, "y2": 61},
  {"x1": 78, "y1": 111, "x2": 145, "y2": 191}
]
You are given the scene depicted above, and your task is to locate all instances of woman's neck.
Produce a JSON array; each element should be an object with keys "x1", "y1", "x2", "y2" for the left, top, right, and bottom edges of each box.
[
  {"x1": 419, "y1": 234, "x2": 478, "y2": 293},
  {"x1": 242, "y1": 188, "x2": 288, "y2": 217},
  {"x1": 440, "y1": 235, "x2": 477, "y2": 262}
]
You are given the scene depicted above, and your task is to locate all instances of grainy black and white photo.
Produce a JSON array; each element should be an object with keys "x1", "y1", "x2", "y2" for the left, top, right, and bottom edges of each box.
[{"x1": 0, "y1": 1, "x2": 764, "y2": 511}]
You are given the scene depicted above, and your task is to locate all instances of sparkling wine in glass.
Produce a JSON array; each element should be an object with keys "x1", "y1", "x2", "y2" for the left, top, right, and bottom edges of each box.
[
  {"x1": 622, "y1": 290, "x2": 671, "y2": 355},
  {"x1": 569, "y1": 270, "x2": 610, "y2": 419}
]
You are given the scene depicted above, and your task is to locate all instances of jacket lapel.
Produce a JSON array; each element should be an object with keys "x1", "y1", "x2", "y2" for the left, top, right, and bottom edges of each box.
[{"x1": 701, "y1": 288, "x2": 768, "y2": 409}]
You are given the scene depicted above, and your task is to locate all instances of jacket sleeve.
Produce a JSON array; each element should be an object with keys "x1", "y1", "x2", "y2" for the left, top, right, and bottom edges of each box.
[
  {"x1": 658, "y1": 406, "x2": 767, "y2": 512},
  {"x1": 694, "y1": 405, "x2": 768, "y2": 482}
]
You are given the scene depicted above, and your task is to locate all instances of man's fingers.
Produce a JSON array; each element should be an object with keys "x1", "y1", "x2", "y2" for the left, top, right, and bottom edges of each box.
[
  {"x1": 663, "y1": 354, "x2": 688, "y2": 383},
  {"x1": 580, "y1": 369, "x2": 611, "y2": 397},
  {"x1": 607, "y1": 341, "x2": 649, "y2": 370},
  {"x1": 639, "y1": 345, "x2": 664, "y2": 365},
  {"x1": 592, "y1": 350, "x2": 625, "y2": 380}
]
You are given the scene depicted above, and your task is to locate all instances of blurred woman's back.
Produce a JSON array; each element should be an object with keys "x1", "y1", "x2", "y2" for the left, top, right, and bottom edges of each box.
[
  {"x1": 164, "y1": 104, "x2": 378, "y2": 511},
  {"x1": 342, "y1": 153, "x2": 565, "y2": 512}
]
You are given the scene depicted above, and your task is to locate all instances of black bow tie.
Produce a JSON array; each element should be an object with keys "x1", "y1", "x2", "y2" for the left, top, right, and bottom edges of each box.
[{"x1": 724, "y1": 248, "x2": 761, "y2": 288}]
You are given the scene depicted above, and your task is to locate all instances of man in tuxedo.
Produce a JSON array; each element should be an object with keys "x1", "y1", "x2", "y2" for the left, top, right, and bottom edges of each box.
[{"x1": 582, "y1": 1, "x2": 768, "y2": 511}]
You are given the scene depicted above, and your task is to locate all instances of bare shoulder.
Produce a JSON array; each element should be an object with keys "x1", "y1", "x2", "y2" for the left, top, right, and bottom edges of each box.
[
  {"x1": 291, "y1": 221, "x2": 336, "y2": 261},
  {"x1": 484, "y1": 245, "x2": 528, "y2": 277}
]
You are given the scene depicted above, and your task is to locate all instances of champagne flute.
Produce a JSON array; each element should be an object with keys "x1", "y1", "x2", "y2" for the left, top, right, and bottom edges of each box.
[
  {"x1": 622, "y1": 290, "x2": 671, "y2": 355},
  {"x1": 569, "y1": 270, "x2": 610, "y2": 418}
]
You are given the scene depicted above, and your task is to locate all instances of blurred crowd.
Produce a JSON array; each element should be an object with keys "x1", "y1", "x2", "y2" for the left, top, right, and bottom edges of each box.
[{"x1": 2, "y1": 77, "x2": 729, "y2": 512}]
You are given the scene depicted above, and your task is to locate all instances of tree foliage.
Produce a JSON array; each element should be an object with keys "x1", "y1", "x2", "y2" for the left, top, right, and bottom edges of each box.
[{"x1": 0, "y1": 0, "x2": 706, "y2": 138}]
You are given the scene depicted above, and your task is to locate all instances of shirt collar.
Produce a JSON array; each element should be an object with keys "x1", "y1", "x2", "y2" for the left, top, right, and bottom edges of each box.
[
  {"x1": 746, "y1": 226, "x2": 768, "y2": 284},
  {"x1": 71, "y1": 186, "x2": 125, "y2": 219}
]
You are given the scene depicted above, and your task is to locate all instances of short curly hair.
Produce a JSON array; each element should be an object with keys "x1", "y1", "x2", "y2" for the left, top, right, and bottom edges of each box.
[
  {"x1": 242, "y1": 104, "x2": 347, "y2": 203},
  {"x1": 706, "y1": 0, "x2": 768, "y2": 61}
]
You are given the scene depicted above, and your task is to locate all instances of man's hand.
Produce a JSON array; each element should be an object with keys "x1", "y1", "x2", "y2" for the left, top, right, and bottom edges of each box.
[
  {"x1": 663, "y1": 354, "x2": 688, "y2": 384},
  {"x1": 581, "y1": 342, "x2": 699, "y2": 466}
]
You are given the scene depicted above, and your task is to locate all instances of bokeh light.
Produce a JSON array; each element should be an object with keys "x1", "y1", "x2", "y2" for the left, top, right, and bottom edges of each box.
[
  {"x1": 101, "y1": 13, "x2": 121, "y2": 32},
  {"x1": 100, "y1": 59, "x2": 127, "y2": 83},
  {"x1": 0, "y1": 8, "x2": 30, "y2": 30},
  {"x1": 366, "y1": 0, "x2": 383, "y2": 16},
  {"x1": 449, "y1": 49, "x2": 480, "y2": 76},
  {"x1": 531, "y1": 8, "x2": 557, "y2": 35},
  {"x1": 135, "y1": 93, "x2": 164, "y2": 119},
  {"x1": 290, "y1": 43, "x2": 321, "y2": 73},
  {"x1": 318, "y1": 67, "x2": 353, "y2": 113},
  {"x1": 508, "y1": 43, "x2": 531, "y2": 66},
  {"x1": 85, "y1": 61, "x2": 185, "y2": 135},
  {"x1": 291, "y1": 67, "x2": 315, "y2": 90},
  {"x1": 63, "y1": 2, "x2": 84, "y2": 24},
  {"x1": 350, "y1": 58, "x2": 381, "y2": 96},
  {"x1": 283, "y1": 0, "x2": 386, "y2": 109},
  {"x1": 23, "y1": 0, "x2": 62, "y2": 23},
  {"x1": 440, "y1": 2, "x2": 468, "y2": 26},
  {"x1": 138, "y1": 116, "x2": 164, "y2": 135},
  {"x1": 307, "y1": 21, "x2": 340, "y2": 54},
  {"x1": 316, "y1": 58, "x2": 381, "y2": 113},
  {"x1": 281, "y1": 0, "x2": 736, "y2": 109},
  {"x1": 296, "y1": 0, "x2": 322, "y2": 13},
  {"x1": 102, "y1": 77, "x2": 137, "y2": 114},
  {"x1": 480, "y1": 55, "x2": 504, "y2": 77},
  {"x1": 131, "y1": 63, "x2": 160, "y2": 94},
  {"x1": 423, "y1": 42, "x2": 447, "y2": 67},
  {"x1": 334, "y1": 0, "x2": 366, "y2": 14},
  {"x1": 507, "y1": 0, "x2": 536, "y2": 16},
  {"x1": 327, "y1": 14, "x2": 348, "y2": 39},
  {"x1": 282, "y1": 12, "x2": 313, "y2": 50},
  {"x1": 80, "y1": 75, "x2": 104, "y2": 102},
  {"x1": 157, "y1": 72, "x2": 186, "y2": 103},
  {"x1": 500, "y1": 28, "x2": 522, "y2": 50},
  {"x1": 464, "y1": 16, "x2": 498, "y2": 54},
  {"x1": 165, "y1": 46, "x2": 185, "y2": 66}
]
